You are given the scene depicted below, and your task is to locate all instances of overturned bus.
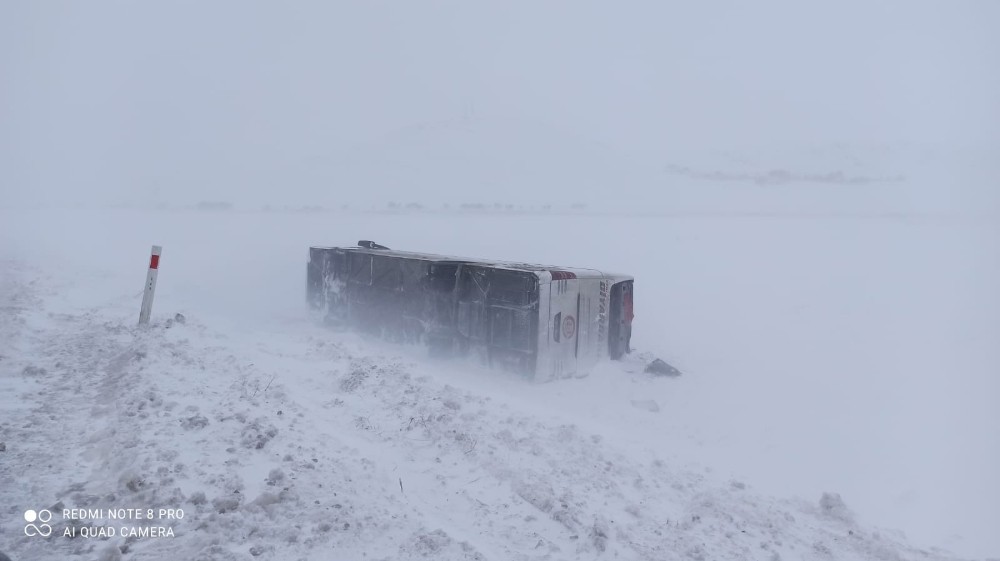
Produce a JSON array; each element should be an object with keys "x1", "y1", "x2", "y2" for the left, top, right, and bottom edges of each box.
[{"x1": 307, "y1": 241, "x2": 634, "y2": 381}]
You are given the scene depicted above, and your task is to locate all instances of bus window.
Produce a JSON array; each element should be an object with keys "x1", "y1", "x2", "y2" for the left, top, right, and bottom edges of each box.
[
  {"x1": 458, "y1": 267, "x2": 488, "y2": 303},
  {"x1": 489, "y1": 270, "x2": 534, "y2": 306},
  {"x1": 490, "y1": 308, "x2": 534, "y2": 352},
  {"x1": 457, "y1": 267, "x2": 487, "y2": 340},
  {"x1": 511, "y1": 308, "x2": 534, "y2": 350},
  {"x1": 372, "y1": 256, "x2": 402, "y2": 290},
  {"x1": 457, "y1": 302, "x2": 487, "y2": 340},
  {"x1": 348, "y1": 252, "x2": 372, "y2": 285},
  {"x1": 427, "y1": 263, "x2": 459, "y2": 292},
  {"x1": 399, "y1": 259, "x2": 426, "y2": 293},
  {"x1": 330, "y1": 250, "x2": 347, "y2": 278}
]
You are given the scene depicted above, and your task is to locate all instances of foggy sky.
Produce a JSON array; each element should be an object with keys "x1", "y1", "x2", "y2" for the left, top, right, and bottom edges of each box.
[{"x1": 2, "y1": 1, "x2": 998, "y2": 208}]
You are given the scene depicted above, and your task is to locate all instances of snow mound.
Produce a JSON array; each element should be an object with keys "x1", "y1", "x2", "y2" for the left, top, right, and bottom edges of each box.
[{"x1": 0, "y1": 262, "x2": 973, "y2": 561}]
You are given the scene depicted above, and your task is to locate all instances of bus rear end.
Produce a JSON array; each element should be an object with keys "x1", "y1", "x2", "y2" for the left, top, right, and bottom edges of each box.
[{"x1": 536, "y1": 273, "x2": 634, "y2": 381}]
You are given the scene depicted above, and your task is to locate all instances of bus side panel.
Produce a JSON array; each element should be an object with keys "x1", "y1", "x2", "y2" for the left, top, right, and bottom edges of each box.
[
  {"x1": 535, "y1": 281, "x2": 552, "y2": 381},
  {"x1": 575, "y1": 278, "x2": 606, "y2": 372},
  {"x1": 545, "y1": 277, "x2": 581, "y2": 379}
]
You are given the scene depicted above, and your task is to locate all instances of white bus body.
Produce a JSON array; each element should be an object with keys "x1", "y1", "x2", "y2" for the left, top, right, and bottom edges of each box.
[{"x1": 307, "y1": 241, "x2": 634, "y2": 381}]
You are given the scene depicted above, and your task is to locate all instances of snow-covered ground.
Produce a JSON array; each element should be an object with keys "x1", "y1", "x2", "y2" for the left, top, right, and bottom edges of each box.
[{"x1": 1, "y1": 205, "x2": 997, "y2": 561}]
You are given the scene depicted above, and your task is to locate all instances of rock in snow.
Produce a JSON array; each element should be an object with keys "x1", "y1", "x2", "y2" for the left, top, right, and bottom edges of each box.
[{"x1": 645, "y1": 358, "x2": 682, "y2": 377}]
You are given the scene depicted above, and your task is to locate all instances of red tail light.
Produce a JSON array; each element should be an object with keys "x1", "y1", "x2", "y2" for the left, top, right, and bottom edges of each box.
[{"x1": 549, "y1": 270, "x2": 577, "y2": 280}]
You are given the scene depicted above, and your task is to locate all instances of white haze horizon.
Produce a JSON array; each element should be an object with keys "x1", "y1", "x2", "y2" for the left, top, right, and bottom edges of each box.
[
  {"x1": 2, "y1": 2, "x2": 998, "y2": 560},
  {"x1": 2, "y1": 1, "x2": 999, "y2": 211}
]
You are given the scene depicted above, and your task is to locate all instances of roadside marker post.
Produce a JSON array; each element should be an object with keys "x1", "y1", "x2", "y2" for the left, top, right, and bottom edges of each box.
[{"x1": 138, "y1": 245, "x2": 162, "y2": 326}]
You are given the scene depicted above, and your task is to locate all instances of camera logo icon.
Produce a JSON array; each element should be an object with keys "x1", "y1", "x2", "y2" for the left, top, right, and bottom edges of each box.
[{"x1": 24, "y1": 509, "x2": 53, "y2": 537}]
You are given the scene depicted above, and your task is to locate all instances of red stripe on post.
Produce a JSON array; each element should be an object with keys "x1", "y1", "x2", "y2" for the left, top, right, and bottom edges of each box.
[{"x1": 150, "y1": 255, "x2": 160, "y2": 269}]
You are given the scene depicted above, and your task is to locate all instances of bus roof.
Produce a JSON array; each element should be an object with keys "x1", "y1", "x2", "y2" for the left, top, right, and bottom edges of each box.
[{"x1": 309, "y1": 244, "x2": 632, "y2": 282}]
